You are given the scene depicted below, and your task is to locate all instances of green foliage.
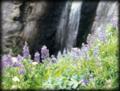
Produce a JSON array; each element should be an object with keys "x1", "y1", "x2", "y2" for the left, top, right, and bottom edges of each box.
[{"x1": 2, "y1": 25, "x2": 118, "y2": 90}]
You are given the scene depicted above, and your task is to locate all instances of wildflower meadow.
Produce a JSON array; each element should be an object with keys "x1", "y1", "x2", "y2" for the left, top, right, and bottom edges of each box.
[{"x1": 1, "y1": 24, "x2": 119, "y2": 90}]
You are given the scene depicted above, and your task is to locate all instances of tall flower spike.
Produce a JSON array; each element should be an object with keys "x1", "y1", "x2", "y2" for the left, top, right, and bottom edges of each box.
[
  {"x1": 82, "y1": 79, "x2": 89, "y2": 86},
  {"x1": 51, "y1": 55, "x2": 57, "y2": 63},
  {"x1": 22, "y1": 41, "x2": 30, "y2": 58},
  {"x1": 13, "y1": 62, "x2": 22, "y2": 67},
  {"x1": 3, "y1": 54, "x2": 13, "y2": 67},
  {"x1": 71, "y1": 48, "x2": 81, "y2": 60},
  {"x1": 18, "y1": 67, "x2": 26, "y2": 75},
  {"x1": 93, "y1": 46, "x2": 99, "y2": 58},
  {"x1": 41, "y1": 45, "x2": 49, "y2": 60},
  {"x1": 98, "y1": 31, "x2": 106, "y2": 42},
  {"x1": 111, "y1": 15, "x2": 118, "y2": 29},
  {"x1": 17, "y1": 55, "x2": 23, "y2": 62},
  {"x1": 2, "y1": 54, "x2": 11, "y2": 68},
  {"x1": 34, "y1": 51, "x2": 40, "y2": 62}
]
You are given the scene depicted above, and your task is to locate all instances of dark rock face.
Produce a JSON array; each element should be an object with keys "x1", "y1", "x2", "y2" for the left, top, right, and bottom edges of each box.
[
  {"x1": 91, "y1": 1, "x2": 118, "y2": 34},
  {"x1": 29, "y1": 2, "x2": 67, "y2": 57},
  {"x1": 1, "y1": 1, "x2": 118, "y2": 57},
  {"x1": 1, "y1": 1, "x2": 48, "y2": 55},
  {"x1": 75, "y1": 1, "x2": 99, "y2": 47}
]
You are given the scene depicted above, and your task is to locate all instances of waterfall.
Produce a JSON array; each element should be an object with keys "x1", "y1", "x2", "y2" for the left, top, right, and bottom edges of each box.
[
  {"x1": 65, "y1": 2, "x2": 82, "y2": 50},
  {"x1": 56, "y1": 1, "x2": 71, "y2": 52},
  {"x1": 56, "y1": 1, "x2": 82, "y2": 52}
]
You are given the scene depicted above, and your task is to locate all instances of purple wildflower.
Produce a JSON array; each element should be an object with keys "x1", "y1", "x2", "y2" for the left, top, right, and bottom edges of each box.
[
  {"x1": 17, "y1": 55, "x2": 23, "y2": 62},
  {"x1": 2, "y1": 54, "x2": 13, "y2": 68},
  {"x1": 111, "y1": 16, "x2": 118, "y2": 28},
  {"x1": 82, "y1": 44, "x2": 89, "y2": 53},
  {"x1": 7, "y1": 54, "x2": 13, "y2": 64},
  {"x1": 71, "y1": 48, "x2": 81, "y2": 60},
  {"x1": 82, "y1": 79, "x2": 89, "y2": 85},
  {"x1": 85, "y1": 54, "x2": 90, "y2": 61},
  {"x1": 22, "y1": 41, "x2": 30, "y2": 58},
  {"x1": 41, "y1": 45, "x2": 49, "y2": 60},
  {"x1": 18, "y1": 67, "x2": 26, "y2": 75},
  {"x1": 93, "y1": 46, "x2": 99, "y2": 58},
  {"x1": 11, "y1": 57, "x2": 22, "y2": 67},
  {"x1": 98, "y1": 31, "x2": 106, "y2": 42},
  {"x1": 81, "y1": 44, "x2": 90, "y2": 61},
  {"x1": 13, "y1": 62, "x2": 22, "y2": 67},
  {"x1": 80, "y1": 79, "x2": 89, "y2": 86},
  {"x1": 34, "y1": 51, "x2": 40, "y2": 62},
  {"x1": 51, "y1": 55, "x2": 57, "y2": 63}
]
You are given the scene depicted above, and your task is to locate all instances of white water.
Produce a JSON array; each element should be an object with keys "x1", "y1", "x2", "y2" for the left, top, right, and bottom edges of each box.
[
  {"x1": 66, "y1": 2, "x2": 82, "y2": 49},
  {"x1": 56, "y1": 1, "x2": 82, "y2": 51}
]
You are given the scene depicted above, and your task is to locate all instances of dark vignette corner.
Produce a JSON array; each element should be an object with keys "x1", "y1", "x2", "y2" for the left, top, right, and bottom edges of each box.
[{"x1": 0, "y1": 0, "x2": 2, "y2": 90}]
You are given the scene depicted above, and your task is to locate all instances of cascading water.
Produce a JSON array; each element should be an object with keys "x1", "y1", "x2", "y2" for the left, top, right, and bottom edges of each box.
[
  {"x1": 56, "y1": 1, "x2": 82, "y2": 52},
  {"x1": 56, "y1": 1, "x2": 71, "y2": 52},
  {"x1": 65, "y1": 2, "x2": 82, "y2": 50}
]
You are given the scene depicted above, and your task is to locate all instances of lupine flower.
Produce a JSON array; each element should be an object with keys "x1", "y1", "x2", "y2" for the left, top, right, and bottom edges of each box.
[
  {"x1": 51, "y1": 55, "x2": 57, "y2": 63},
  {"x1": 7, "y1": 54, "x2": 13, "y2": 64},
  {"x1": 93, "y1": 46, "x2": 99, "y2": 58},
  {"x1": 82, "y1": 44, "x2": 89, "y2": 53},
  {"x1": 98, "y1": 31, "x2": 106, "y2": 42},
  {"x1": 81, "y1": 44, "x2": 90, "y2": 61},
  {"x1": 2, "y1": 54, "x2": 13, "y2": 68},
  {"x1": 41, "y1": 45, "x2": 49, "y2": 60},
  {"x1": 71, "y1": 48, "x2": 81, "y2": 60},
  {"x1": 17, "y1": 55, "x2": 23, "y2": 62},
  {"x1": 22, "y1": 41, "x2": 30, "y2": 58},
  {"x1": 85, "y1": 54, "x2": 90, "y2": 61},
  {"x1": 80, "y1": 79, "x2": 89, "y2": 86},
  {"x1": 34, "y1": 51, "x2": 40, "y2": 62},
  {"x1": 2, "y1": 55, "x2": 7, "y2": 62},
  {"x1": 12, "y1": 57, "x2": 22, "y2": 67},
  {"x1": 82, "y1": 79, "x2": 89, "y2": 85},
  {"x1": 111, "y1": 15, "x2": 118, "y2": 29},
  {"x1": 18, "y1": 67, "x2": 26, "y2": 75},
  {"x1": 13, "y1": 62, "x2": 22, "y2": 67}
]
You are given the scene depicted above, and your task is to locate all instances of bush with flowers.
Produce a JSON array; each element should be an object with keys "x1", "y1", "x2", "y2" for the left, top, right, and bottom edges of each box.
[{"x1": 1, "y1": 24, "x2": 118, "y2": 90}]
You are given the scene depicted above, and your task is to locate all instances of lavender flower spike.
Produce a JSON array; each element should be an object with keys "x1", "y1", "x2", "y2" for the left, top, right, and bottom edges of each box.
[
  {"x1": 34, "y1": 51, "x2": 40, "y2": 62},
  {"x1": 2, "y1": 54, "x2": 13, "y2": 68},
  {"x1": 17, "y1": 55, "x2": 23, "y2": 62},
  {"x1": 98, "y1": 31, "x2": 106, "y2": 42},
  {"x1": 12, "y1": 57, "x2": 22, "y2": 67},
  {"x1": 93, "y1": 46, "x2": 99, "y2": 58},
  {"x1": 18, "y1": 67, "x2": 26, "y2": 75},
  {"x1": 41, "y1": 45, "x2": 49, "y2": 60},
  {"x1": 22, "y1": 41, "x2": 30, "y2": 58},
  {"x1": 80, "y1": 79, "x2": 89, "y2": 86}
]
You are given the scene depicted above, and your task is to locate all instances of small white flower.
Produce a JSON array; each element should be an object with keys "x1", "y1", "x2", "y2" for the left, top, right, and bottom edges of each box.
[
  {"x1": 12, "y1": 76, "x2": 20, "y2": 82},
  {"x1": 32, "y1": 62, "x2": 38, "y2": 65},
  {"x1": 106, "y1": 79, "x2": 112, "y2": 85},
  {"x1": 11, "y1": 85, "x2": 17, "y2": 89}
]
